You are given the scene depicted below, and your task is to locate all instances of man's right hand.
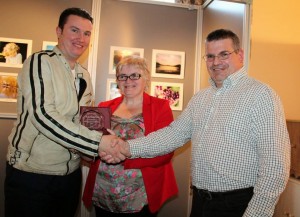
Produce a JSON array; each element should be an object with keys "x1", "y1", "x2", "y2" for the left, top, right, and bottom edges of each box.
[
  {"x1": 99, "y1": 137, "x2": 131, "y2": 164},
  {"x1": 98, "y1": 135, "x2": 127, "y2": 163}
]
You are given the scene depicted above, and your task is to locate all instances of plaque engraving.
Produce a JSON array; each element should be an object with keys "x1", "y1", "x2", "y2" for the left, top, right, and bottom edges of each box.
[{"x1": 79, "y1": 106, "x2": 111, "y2": 135}]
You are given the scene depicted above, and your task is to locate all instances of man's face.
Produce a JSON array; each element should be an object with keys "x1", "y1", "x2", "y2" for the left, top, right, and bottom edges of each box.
[
  {"x1": 56, "y1": 15, "x2": 92, "y2": 65},
  {"x1": 205, "y1": 38, "x2": 244, "y2": 88}
]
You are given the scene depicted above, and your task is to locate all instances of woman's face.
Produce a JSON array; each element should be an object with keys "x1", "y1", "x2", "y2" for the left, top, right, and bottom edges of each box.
[{"x1": 117, "y1": 65, "x2": 147, "y2": 99}]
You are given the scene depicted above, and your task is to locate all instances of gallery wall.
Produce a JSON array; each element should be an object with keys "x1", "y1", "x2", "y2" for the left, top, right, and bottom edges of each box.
[{"x1": 94, "y1": 0, "x2": 198, "y2": 109}]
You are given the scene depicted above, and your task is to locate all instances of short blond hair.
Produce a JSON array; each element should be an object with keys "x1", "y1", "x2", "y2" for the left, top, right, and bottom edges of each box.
[
  {"x1": 116, "y1": 55, "x2": 150, "y2": 91},
  {"x1": 2, "y1": 43, "x2": 20, "y2": 57}
]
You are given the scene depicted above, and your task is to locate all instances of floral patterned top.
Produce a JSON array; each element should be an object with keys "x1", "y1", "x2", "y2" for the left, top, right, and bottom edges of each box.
[{"x1": 92, "y1": 113, "x2": 147, "y2": 212}]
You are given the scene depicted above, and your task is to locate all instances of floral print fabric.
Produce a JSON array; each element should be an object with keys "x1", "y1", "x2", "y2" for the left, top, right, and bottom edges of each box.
[{"x1": 92, "y1": 114, "x2": 147, "y2": 213}]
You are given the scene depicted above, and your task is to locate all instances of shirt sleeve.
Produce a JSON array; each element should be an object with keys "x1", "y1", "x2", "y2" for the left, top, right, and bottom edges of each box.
[{"x1": 243, "y1": 88, "x2": 290, "y2": 217}]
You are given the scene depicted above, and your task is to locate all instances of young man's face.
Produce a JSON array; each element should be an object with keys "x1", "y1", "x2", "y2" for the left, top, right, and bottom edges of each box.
[
  {"x1": 56, "y1": 15, "x2": 92, "y2": 65},
  {"x1": 205, "y1": 38, "x2": 244, "y2": 88}
]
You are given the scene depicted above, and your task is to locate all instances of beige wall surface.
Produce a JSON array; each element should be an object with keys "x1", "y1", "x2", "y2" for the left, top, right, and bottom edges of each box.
[{"x1": 249, "y1": 0, "x2": 300, "y2": 120}]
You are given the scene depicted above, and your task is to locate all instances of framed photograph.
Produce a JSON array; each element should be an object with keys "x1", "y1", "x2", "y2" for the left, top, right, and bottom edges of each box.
[
  {"x1": 0, "y1": 72, "x2": 18, "y2": 102},
  {"x1": 106, "y1": 78, "x2": 121, "y2": 100},
  {"x1": 150, "y1": 81, "x2": 183, "y2": 111},
  {"x1": 109, "y1": 46, "x2": 144, "y2": 74},
  {"x1": 42, "y1": 41, "x2": 57, "y2": 51},
  {"x1": 151, "y1": 49, "x2": 185, "y2": 79},
  {"x1": 0, "y1": 37, "x2": 32, "y2": 68}
]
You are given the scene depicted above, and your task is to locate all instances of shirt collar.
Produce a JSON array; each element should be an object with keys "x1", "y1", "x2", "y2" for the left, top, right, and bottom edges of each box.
[{"x1": 209, "y1": 66, "x2": 247, "y2": 89}]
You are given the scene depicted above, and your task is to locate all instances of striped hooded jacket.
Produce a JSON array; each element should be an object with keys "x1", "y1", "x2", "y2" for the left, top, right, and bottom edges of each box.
[{"x1": 7, "y1": 47, "x2": 101, "y2": 175}]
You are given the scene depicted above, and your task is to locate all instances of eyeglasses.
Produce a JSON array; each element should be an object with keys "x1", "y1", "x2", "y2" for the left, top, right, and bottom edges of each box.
[
  {"x1": 116, "y1": 73, "x2": 142, "y2": 81},
  {"x1": 203, "y1": 50, "x2": 237, "y2": 62}
]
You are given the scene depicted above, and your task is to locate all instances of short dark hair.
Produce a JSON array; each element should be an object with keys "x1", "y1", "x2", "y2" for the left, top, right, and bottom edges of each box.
[
  {"x1": 58, "y1": 7, "x2": 93, "y2": 29},
  {"x1": 206, "y1": 29, "x2": 240, "y2": 50}
]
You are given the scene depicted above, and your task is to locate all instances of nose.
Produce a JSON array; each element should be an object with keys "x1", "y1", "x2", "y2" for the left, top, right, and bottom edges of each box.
[
  {"x1": 212, "y1": 56, "x2": 221, "y2": 65},
  {"x1": 78, "y1": 32, "x2": 85, "y2": 41}
]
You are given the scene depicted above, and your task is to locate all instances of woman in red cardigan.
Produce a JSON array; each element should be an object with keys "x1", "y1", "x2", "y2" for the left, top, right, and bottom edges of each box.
[{"x1": 82, "y1": 55, "x2": 178, "y2": 217}]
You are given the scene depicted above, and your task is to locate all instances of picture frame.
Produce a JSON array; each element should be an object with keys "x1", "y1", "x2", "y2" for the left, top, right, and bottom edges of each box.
[
  {"x1": 109, "y1": 46, "x2": 144, "y2": 74},
  {"x1": 150, "y1": 81, "x2": 184, "y2": 111},
  {"x1": 42, "y1": 41, "x2": 57, "y2": 51},
  {"x1": 0, "y1": 37, "x2": 32, "y2": 68},
  {"x1": 0, "y1": 72, "x2": 18, "y2": 102},
  {"x1": 106, "y1": 78, "x2": 121, "y2": 100},
  {"x1": 0, "y1": 112, "x2": 17, "y2": 119},
  {"x1": 151, "y1": 49, "x2": 185, "y2": 79}
]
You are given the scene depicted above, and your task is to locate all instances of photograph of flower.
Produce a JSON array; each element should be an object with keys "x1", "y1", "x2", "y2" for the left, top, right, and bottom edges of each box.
[
  {"x1": 106, "y1": 79, "x2": 121, "y2": 100},
  {"x1": 151, "y1": 49, "x2": 185, "y2": 79},
  {"x1": 0, "y1": 37, "x2": 32, "y2": 68},
  {"x1": 0, "y1": 72, "x2": 18, "y2": 102},
  {"x1": 42, "y1": 41, "x2": 57, "y2": 51},
  {"x1": 150, "y1": 81, "x2": 183, "y2": 111},
  {"x1": 109, "y1": 46, "x2": 144, "y2": 74}
]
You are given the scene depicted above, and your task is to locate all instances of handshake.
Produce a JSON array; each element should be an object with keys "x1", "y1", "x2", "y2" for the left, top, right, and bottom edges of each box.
[{"x1": 98, "y1": 134, "x2": 132, "y2": 164}]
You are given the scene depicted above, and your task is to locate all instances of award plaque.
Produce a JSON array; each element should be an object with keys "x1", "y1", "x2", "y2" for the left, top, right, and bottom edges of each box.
[{"x1": 79, "y1": 106, "x2": 111, "y2": 135}]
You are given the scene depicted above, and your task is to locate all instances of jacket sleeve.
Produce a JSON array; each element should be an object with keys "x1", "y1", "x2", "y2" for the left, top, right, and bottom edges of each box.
[
  {"x1": 21, "y1": 52, "x2": 101, "y2": 157},
  {"x1": 124, "y1": 98, "x2": 174, "y2": 169}
]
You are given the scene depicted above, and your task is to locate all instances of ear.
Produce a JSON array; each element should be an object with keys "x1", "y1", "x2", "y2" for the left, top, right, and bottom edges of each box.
[
  {"x1": 237, "y1": 48, "x2": 244, "y2": 63},
  {"x1": 56, "y1": 26, "x2": 62, "y2": 38}
]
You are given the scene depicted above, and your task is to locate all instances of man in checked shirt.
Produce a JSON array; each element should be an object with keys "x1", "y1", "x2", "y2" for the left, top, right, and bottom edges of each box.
[{"x1": 100, "y1": 29, "x2": 291, "y2": 217}]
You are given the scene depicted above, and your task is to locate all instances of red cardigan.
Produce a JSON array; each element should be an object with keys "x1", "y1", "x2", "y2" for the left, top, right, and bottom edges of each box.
[{"x1": 82, "y1": 93, "x2": 178, "y2": 213}]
